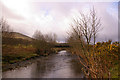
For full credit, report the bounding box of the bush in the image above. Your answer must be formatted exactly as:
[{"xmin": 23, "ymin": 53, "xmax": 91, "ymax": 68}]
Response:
[{"xmin": 68, "ymin": 40, "xmax": 119, "ymax": 78}]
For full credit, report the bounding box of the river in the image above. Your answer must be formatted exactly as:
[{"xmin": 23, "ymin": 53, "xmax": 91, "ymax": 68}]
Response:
[{"xmin": 2, "ymin": 50, "xmax": 84, "ymax": 78}]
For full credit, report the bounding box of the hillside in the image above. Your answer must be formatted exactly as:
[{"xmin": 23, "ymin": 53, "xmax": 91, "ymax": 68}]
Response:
[{"xmin": 11, "ymin": 32, "xmax": 34, "ymax": 41}]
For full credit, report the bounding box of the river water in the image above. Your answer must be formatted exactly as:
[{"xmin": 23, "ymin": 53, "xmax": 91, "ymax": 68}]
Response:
[{"xmin": 2, "ymin": 50, "xmax": 84, "ymax": 78}]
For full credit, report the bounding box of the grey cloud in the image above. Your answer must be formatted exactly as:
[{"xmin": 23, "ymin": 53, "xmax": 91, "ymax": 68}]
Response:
[
  {"xmin": 0, "ymin": 1, "xmax": 118, "ymax": 42},
  {"xmin": 92, "ymin": 3, "xmax": 118, "ymax": 42},
  {"xmin": 28, "ymin": 2, "xmax": 119, "ymax": 42}
]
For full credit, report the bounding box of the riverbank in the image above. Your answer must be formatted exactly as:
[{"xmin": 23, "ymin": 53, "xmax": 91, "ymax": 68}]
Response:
[
  {"xmin": 2, "ymin": 53, "xmax": 56, "ymax": 72},
  {"xmin": 2, "ymin": 44, "xmax": 59, "ymax": 72}
]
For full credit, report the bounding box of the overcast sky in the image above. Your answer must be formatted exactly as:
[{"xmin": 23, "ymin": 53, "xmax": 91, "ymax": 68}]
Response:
[{"xmin": 0, "ymin": 0, "xmax": 119, "ymax": 42}]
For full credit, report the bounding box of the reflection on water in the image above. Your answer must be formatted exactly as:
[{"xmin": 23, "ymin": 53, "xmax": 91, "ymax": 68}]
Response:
[{"xmin": 2, "ymin": 50, "xmax": 84, "ymax": 78}]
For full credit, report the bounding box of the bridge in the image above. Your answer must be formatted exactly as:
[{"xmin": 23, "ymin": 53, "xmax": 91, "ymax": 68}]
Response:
[
  {"xmin": 54, "ymin": 43, "xmax": 70, "ymax": 48},
  {"xmin": 53, "ymin": 43, "xmax": 71, "ymax": 51}
]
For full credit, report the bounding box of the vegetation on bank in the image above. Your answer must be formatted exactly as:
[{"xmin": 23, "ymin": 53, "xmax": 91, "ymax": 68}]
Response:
[
  {"xmin": 67, "ymin": 7, "xmax": 119, "ymax": 78},
  {"xmin": 68, "ymin": 40, "xmax": 119, "ymax": 78},
  {"xmin": 2, "ymin": 37, "xmax": 59, "ymax": 71},
  {"xmin": 2, "ymin": 45, "xmax": 36, "ymax": 66}
]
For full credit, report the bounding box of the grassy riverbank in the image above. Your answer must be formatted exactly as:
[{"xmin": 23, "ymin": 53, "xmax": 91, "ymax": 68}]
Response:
[
  {"xmin": 2, "ymin": 44, "xmax": 60, "ymax": 71},
  {"xmin": 2, "ymin": 45, "xmax": 35, "ymax": 71}
]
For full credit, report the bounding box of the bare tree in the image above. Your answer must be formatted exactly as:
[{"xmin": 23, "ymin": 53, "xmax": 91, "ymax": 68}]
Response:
[
  {"xmin": 67, "ymin": 7, "xmax": 107, "ymax": 78},
  {"xmin": 33, "ymin": 30, "xmax": 57, "ymax": 55},
  {"xmin": 70, "ymin": 7, "xmax": 101, "ymax": 45},
  {"xmin": 90, "ymin": 7, "xmax": 101, "ymax": 45},
  {"xmin": 33, "ymin": 30, "xmax": 46, "ymax": 51},
  {"xmin": 0, "ymin": 18, "xmax": 14, "ymax": 38},
  {"xmin": 33, "ymin": 30, "xmax": 45, "ymax": 41},
  {"xmin": 45, "ymin": 33, "xmax": 57, "ymax": 43}
]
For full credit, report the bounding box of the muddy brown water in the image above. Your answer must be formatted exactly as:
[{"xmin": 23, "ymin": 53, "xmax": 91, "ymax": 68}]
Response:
[{"xmin": 2, "ymin": 50, "xmax": 85, "ymax": 78}]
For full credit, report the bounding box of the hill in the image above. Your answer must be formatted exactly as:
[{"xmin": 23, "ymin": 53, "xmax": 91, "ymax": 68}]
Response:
[{"xmin": 11, "ymin": 32, "xmax": 33, "ymax": 41}]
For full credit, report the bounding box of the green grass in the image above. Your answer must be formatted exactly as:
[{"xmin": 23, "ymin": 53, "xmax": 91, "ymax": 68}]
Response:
[
  {"xmin": 110, "ymin": 64, "xmax": 118, "ymax": 78},
  {"xmin": 2, "ymin": 45, "xmax": 38, "ymax": 67},
  {"xmin": 3, "ymin": 52, "xmax": 38, "ymax": 64}
]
